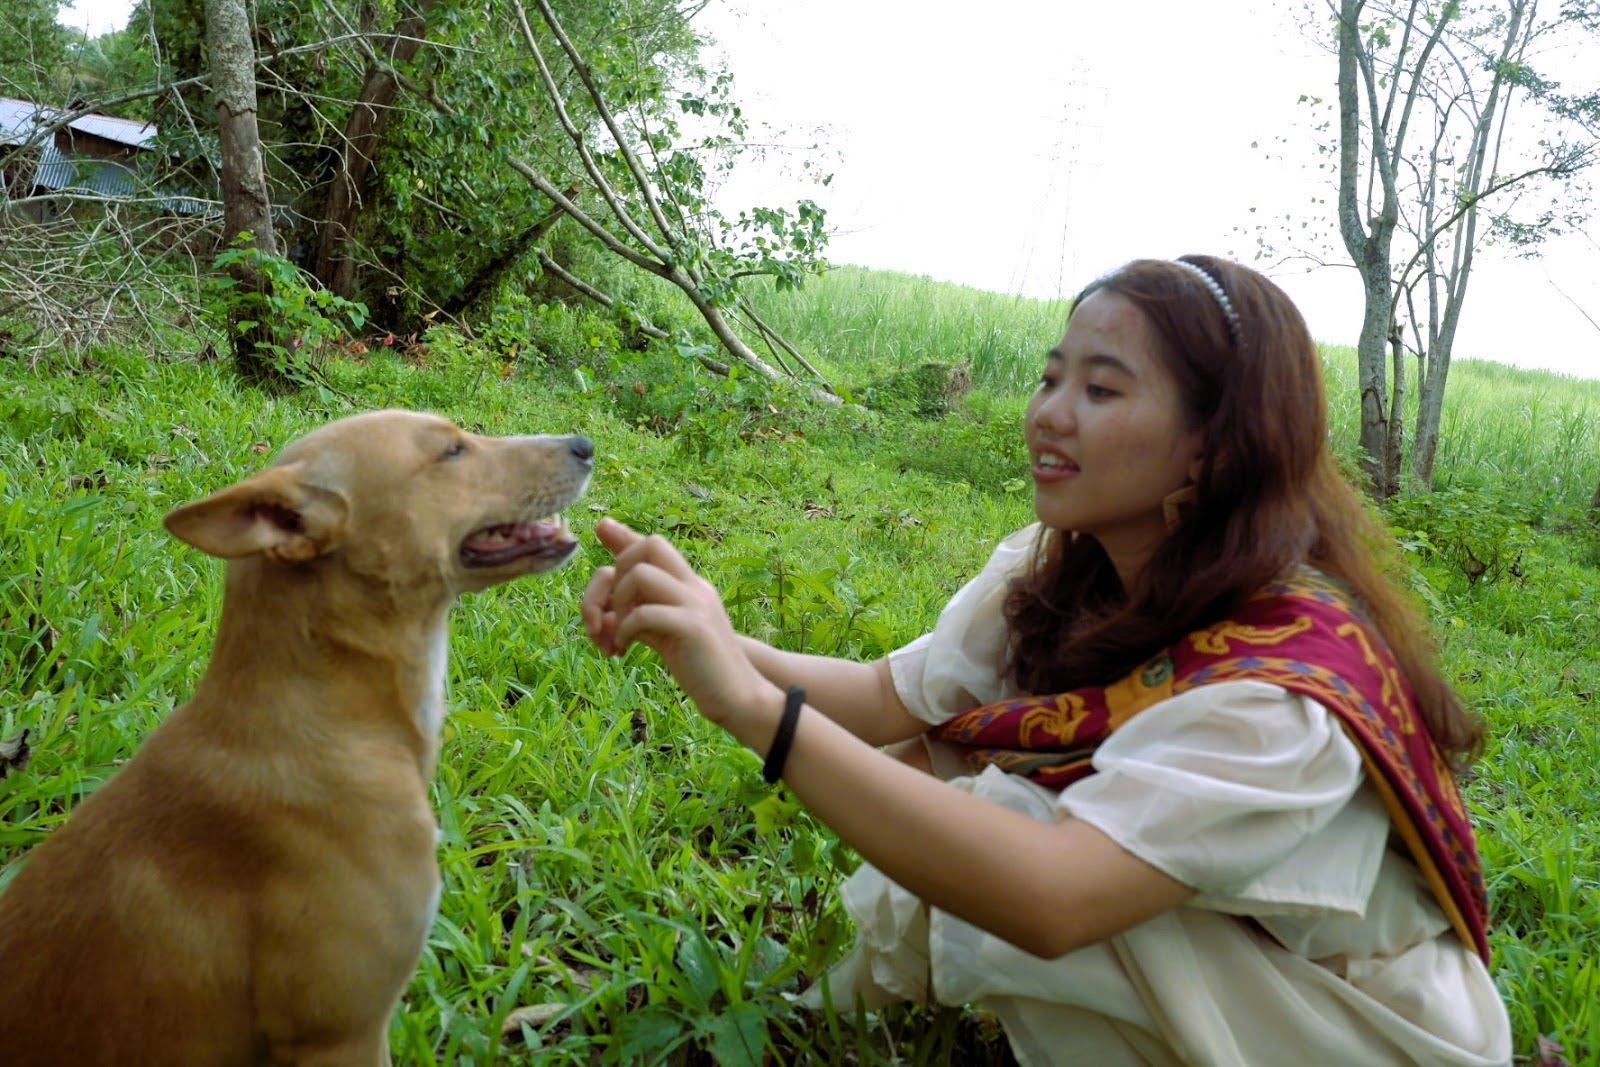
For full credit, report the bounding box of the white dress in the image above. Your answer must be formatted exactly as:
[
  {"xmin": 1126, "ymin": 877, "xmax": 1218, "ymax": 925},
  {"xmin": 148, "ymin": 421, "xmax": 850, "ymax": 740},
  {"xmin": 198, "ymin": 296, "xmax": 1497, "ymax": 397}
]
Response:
[{"xmin": 800, "ymin": 525, "xmax": 1513, "ymax": 1066}]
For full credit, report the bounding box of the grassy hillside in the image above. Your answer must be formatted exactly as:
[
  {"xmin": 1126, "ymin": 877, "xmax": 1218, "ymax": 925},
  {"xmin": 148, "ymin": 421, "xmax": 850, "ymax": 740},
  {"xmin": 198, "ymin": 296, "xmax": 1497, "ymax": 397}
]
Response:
[{"xmin": 2, "ymin": 267, "xmax": 1597, "ymax": 1063}]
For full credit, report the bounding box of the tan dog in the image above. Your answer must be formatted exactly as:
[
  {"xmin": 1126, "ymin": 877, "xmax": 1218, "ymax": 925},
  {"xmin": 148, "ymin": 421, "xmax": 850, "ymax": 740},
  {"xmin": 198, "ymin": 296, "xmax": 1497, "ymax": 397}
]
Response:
[{"xmin": 0, "ymin": 410, "xmax": 592, "ymax": 1066}]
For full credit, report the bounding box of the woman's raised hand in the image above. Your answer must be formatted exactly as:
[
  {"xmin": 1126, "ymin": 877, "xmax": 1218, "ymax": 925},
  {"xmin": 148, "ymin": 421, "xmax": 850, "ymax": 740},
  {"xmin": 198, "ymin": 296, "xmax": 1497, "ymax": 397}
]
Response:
[{"xmin": 582, "ymin": 517, "xmax": 772, "ymax": 727}]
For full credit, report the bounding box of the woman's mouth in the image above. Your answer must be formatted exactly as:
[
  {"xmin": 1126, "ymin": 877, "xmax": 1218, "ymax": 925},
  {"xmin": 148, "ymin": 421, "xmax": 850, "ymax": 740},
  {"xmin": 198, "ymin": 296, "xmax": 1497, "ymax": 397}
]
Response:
[{"xmin": 1033, "ymin": 452, "xmax": 1078, "ymax": 483}]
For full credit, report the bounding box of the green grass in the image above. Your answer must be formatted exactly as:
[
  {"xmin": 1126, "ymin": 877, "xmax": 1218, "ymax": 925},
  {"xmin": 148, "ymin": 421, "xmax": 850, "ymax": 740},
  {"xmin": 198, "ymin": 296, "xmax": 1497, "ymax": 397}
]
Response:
[
  {"xmin": 2, "ymin": 274, "xmax": 1598, "ymax": 1063},
  {"xmin": 741, "ymin": 265, "xmax": 1072, "ymax": 396}
]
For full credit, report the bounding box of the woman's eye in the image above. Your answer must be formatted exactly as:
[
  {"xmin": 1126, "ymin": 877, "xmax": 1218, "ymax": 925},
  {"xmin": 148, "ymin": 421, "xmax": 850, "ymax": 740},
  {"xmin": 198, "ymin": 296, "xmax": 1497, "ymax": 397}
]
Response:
[{"xmin": 1085, "ymin": 384, "xmax": 1117, "ymax": 400}]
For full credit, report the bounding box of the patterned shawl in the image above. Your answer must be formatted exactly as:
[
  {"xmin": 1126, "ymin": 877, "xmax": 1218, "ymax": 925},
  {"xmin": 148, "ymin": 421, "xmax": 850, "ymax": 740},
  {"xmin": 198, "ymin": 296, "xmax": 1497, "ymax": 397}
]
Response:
[{"xmin": 926, "ymin": 570, "xmax": 1490, "ymax": 962}]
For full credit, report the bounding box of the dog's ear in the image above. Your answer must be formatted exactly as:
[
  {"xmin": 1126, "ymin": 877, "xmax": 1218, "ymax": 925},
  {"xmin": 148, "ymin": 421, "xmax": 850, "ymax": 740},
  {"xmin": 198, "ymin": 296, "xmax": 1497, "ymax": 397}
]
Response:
[{"xmin": 163, "ymin": 464, "xmax": 349, "ymax": 563}]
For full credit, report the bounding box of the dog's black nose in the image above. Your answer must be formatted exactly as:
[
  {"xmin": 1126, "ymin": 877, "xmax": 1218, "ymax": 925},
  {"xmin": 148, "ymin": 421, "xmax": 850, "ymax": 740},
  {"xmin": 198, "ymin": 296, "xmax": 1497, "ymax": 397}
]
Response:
[{"xmin": 568, "ymin": 436, "xmax": 594, "ymax": 464}]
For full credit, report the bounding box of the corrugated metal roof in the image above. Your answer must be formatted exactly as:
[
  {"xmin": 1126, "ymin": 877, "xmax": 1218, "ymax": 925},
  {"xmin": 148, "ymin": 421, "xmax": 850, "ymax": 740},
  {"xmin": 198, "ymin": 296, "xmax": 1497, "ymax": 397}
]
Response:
[
  {"xmin": 0, "ymin": 97, "xmax": 51, "ymax": 146},
  {"xmin": 2, "ymin": 96, "xmax": 217, "ymax": 212},
  {"xmin": 0, "ymin": 97, "xmax": 157, "ymax": 149},
  {"xmin": 32, "ymin": 141, "xmax": 140, "ymax": 197},
  {"xmin": 67, "ymin": 111, "xmax": 157, "ymax": 148}
]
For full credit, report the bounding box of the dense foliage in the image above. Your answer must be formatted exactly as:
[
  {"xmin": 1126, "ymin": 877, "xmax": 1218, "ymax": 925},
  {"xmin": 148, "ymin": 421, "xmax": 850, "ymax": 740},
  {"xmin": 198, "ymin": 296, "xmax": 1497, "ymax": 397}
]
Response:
[
  {"xmin": 0, "ymin": 0, "xmax": 74, "ymax": 102},
  {"xmin": 125, "ymin": 0, "xmax": 824, "ymax": 343}
]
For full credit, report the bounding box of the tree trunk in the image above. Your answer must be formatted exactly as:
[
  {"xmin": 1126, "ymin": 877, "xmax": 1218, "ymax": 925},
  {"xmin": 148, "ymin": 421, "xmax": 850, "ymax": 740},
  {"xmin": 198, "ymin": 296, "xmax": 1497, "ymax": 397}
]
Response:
[
  {"xmin": 1383, "ymin": 319, "xmax": 1405, "ymax": 493},
  {"xmin": 437, "ymin": 181, "xmax": 578, "ymax": 320},
  {"xmin": 1412, "ymin": 336, "xmax": 1452, "ymax": 488},
  {"xmin": 204, "ymin": 0, "xmax": 286, "ymax": 386},
  {"xmin": 313, "ymin": 0, "xmax": 434, "ymax": 300},
  {"xmin": 1354, "ymin": 269, "xmax": 1398, "ymax": 497},
  {"xmin": 1335, "ymin": 0, "xmax": 1400, "ymax": 498}
]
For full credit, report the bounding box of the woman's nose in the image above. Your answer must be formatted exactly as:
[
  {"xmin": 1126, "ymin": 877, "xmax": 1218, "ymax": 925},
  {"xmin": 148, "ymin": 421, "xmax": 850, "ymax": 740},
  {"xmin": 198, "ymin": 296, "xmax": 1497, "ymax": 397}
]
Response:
[{"xmin": 1030, "ymin": 390, "xmax": 1075, "ymax": 434}]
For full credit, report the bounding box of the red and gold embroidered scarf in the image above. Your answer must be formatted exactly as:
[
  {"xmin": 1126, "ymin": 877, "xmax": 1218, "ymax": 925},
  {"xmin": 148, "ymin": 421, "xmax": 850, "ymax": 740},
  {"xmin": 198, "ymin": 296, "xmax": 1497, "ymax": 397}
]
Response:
[{"xmin": 926, "ymin": 570, "xmax": 1491, "ymax": 962}]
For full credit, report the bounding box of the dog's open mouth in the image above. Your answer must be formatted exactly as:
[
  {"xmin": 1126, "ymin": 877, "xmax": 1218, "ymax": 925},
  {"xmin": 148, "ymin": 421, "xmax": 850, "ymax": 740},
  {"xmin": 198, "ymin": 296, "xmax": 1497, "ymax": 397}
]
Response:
[{"xmin": 459, "ymin": 517, "xmax": 576, "ymax": 568}]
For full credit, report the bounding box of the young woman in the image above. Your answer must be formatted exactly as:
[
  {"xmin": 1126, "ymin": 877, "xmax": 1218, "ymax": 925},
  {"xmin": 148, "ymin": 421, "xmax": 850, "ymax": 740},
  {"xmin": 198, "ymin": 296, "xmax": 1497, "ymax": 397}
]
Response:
[{"xmin": 581, "ymin": 255, "xmax": 1512, "ymax": 1066}]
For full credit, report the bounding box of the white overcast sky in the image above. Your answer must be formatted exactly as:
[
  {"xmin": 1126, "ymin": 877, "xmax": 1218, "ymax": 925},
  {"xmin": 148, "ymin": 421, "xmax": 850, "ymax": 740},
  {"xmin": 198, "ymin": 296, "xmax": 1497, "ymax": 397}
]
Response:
[{"xmin": 59, "ymin": 0, "xmax": 1600, "ymax": 380}]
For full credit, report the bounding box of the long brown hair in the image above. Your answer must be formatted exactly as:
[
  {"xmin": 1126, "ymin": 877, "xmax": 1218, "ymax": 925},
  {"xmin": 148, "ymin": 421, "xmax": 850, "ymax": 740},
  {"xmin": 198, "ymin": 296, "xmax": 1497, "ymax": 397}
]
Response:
[{"xmin": 1003, "ymin": 255, "xmax": 1484, "ymax": 768}]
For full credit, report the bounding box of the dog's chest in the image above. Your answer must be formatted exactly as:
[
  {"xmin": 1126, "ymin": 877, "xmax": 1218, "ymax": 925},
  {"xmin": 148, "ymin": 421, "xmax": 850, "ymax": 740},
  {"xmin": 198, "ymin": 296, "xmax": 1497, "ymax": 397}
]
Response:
[{"xmin": 416, "ymin": 625, "xmax": 448, "ymax": 743}]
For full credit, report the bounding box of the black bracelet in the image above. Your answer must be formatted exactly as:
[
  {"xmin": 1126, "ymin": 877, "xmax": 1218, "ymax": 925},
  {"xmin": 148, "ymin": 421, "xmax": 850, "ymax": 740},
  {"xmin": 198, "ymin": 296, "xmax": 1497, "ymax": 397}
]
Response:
[{"xmin": 762, "ymin": 685, "xmax": 805, "ymax": 785}]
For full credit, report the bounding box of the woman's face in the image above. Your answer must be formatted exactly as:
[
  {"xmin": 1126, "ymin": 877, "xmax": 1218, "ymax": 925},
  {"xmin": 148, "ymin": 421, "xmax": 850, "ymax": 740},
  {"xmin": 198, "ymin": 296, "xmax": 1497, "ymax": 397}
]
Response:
[{"xmin": 1025, "ymin": 289, "xmax": 1205, "ymax": 585}]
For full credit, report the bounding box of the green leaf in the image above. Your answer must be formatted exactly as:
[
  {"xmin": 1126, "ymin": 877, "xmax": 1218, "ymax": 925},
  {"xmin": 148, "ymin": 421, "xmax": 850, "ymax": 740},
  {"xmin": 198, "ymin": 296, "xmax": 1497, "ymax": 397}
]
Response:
[
  {"xmin": 702, "ymin": 1003, "xmax": 768, "ymax": 1066},
  {"xmin": 616, "ymin": 1006, "xmax": 687, "ymax": 1059},
  {"xmin": 745, "ymin": 934, "xmax": 789, "ymax": 984},
  {"xmin": 676, "ymin": 929, "xmax": 722, "ymax": 1009},
  {"xmin": 750, "ymin": 790, "xmax": 800, "ymax": 835}
]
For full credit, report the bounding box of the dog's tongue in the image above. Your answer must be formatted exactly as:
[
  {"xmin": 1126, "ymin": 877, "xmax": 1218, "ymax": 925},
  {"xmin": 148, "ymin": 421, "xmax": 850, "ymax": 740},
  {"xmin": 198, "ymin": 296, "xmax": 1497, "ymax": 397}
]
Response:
[{"xmin": 464, "ymin": 522, "xmax": 559, "ymax": 553}]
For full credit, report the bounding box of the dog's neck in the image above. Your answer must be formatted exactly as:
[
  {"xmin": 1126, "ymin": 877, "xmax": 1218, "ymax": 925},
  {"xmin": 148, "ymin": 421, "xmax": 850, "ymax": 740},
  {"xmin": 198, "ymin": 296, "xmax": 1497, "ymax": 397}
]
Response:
[{"xmin": 191, "ymin": 556, "xmax": 456, "ymax": 779}]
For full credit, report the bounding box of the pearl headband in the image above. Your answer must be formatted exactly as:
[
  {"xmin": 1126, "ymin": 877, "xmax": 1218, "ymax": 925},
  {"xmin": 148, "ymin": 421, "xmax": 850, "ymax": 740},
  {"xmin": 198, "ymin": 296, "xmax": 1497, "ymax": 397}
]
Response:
[{"xmin": 1171, "ymin": 259, "xmax": 1242, "ymax": 348}]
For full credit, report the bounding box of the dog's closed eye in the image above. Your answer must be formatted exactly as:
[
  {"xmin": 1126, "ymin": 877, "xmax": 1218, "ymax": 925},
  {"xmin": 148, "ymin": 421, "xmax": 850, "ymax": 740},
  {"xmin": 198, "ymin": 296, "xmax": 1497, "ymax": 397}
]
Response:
[{"xmin": 439, "ymin": 441, "xmax": 469, "ymax": 461}]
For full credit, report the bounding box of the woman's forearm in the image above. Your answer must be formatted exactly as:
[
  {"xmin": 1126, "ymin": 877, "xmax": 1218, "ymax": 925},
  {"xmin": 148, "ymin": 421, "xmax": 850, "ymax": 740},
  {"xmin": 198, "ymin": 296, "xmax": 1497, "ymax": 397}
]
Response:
[
  {"xmin": 727, "ymin": 684, "xmax": 1194, "ymax": 958},
  {"xmin": 736, "ymin": 636, "xmax": 925, "ymax": 746}
]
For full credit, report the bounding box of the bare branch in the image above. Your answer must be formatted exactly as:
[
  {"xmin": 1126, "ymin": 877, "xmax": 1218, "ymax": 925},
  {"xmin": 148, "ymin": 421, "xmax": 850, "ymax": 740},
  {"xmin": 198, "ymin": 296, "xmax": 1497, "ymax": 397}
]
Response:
[
  {"xmin": 505, "ymin": 158, "xmax": 667, "ymax": 276},
  {"xmin": 0, "ymin": 200, "xmax": 214, "ymax": 366},
  {"xmin": 1545, "ymin": 272, "xmax": 1600, "ymax": 336},
  {"xmin": 526, "ymin": 0, "xmax": 681, "ymax": 252},
  {"xmin": 507, "ymin": 0, "xmax": 670, "ymax": 262},
  {"xmin": 536, "ymin": 250, "xmax": 668, "ymax": 340},
  {"xmin": 734, "ymin": 294, "xmax": 831, "ymax": 385}
]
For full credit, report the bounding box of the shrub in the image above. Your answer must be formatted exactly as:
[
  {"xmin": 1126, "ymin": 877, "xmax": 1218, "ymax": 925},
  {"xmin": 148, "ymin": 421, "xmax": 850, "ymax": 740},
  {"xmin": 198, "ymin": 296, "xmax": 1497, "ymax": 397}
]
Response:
[
  {"xmin": 1384, "ymin": 486, "xmax": 1537, "ymax": 585},
  {"xmin": 849, "ymin": 360, "xmax": 973, "ymax": 419},
  {"xmin": 203, "ymin": 239, "xmax": 368, "ymax": 388}
]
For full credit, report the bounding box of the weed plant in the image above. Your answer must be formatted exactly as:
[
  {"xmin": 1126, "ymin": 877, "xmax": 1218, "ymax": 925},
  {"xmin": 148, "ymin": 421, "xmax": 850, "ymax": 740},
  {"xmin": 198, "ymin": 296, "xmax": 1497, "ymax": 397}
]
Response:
[{"xmin": 2, "ymin": 272, "xmax": 1597, "ymax": 1063}]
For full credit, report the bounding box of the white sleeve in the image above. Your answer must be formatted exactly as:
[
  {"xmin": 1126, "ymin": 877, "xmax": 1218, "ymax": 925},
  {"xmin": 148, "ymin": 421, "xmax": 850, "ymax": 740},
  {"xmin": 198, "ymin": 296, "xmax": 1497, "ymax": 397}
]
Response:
[
  {"xmin": 1057, "ymin": 681, "xmax": 1392, "ymax": 916},
  {"xmin": 886, "ymin": 524, "xmax": 1041, "ymax": 725}
]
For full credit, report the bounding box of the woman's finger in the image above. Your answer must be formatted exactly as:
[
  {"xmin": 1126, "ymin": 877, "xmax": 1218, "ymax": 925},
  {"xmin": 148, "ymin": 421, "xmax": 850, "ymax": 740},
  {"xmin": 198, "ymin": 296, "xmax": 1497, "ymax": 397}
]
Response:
[
  {"xmin": 610, "ymin": 560, "xmax": 698, "ymax": 618},
  {"xmin": 581, "ymin": 565, "xmax": 617, "ymax": 635},
  {"xmin": 610, "ymin": 530, "xmax": 699, "ymax": 585},
  {"xmin": 593, "ymin": 517, "xmax": 645, "ymax": 556},
  {"xmin": 612, "ymin": 601, "xmax": 706, "ymax": 659},
  {"xmin": 584, "ymin": 614, "xmax": 624, "ymax": 657}
]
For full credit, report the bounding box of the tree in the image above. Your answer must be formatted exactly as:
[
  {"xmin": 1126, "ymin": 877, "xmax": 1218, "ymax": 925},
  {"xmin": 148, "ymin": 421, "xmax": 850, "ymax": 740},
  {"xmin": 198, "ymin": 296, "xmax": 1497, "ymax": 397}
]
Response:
[
  {"xmin": 1329, "ymin": 0, "xmax": 1599, "ymax": 497},
  {"xmin": 311, "ymin": 0, "xmax": 436, "ymax": 300},
  {"xmin": 7, "ymin": 0, "xmax": 825, "ymax": 388},
  {"xmin": 487, "ymin": 0, "xmax": 830, "ymax": 385},
  {"xmin": 205, "ymin": 0, "xmax": 291, "ymax": 385},
  {"xmin": 137, "ymin": 0, "xmax": 825, "ymax": 383},
  {"xmin": 0, "ymin": 0, "xmax": 72, "ymax": 102},
  {"xmin": 61, "ymin": 24, "xmax": 158, "ymax": 121}
]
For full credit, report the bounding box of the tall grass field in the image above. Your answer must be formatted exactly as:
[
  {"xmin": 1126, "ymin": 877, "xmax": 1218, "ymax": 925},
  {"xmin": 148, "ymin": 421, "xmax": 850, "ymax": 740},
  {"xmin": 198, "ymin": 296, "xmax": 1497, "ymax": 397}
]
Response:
[{"xmin": 2, "ymin": 264, "xmax": 1598, "ymax": 1063}]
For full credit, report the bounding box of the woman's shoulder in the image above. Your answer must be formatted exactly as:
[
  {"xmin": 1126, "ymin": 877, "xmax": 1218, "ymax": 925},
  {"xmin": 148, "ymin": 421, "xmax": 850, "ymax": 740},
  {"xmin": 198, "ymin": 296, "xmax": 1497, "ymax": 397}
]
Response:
[
  {"xmin": 1232, "ymin": 565, "xmax": 1384, "ymax": 638},
  {"xmin": 998, "ymin": 522, "xmax": 1044, "ymax": 551},
  {"xmin": 982, "ymin": 522, "xmax": 1046, "ymax": 578},
  {"xmin": 972, "ymin": 522, "xmax": 1042, "ymax": 565}
]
